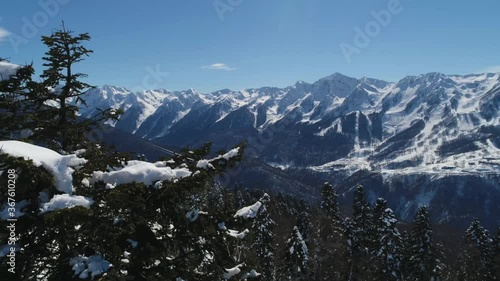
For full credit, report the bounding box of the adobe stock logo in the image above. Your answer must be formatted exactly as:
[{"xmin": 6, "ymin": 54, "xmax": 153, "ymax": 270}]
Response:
[
  {"xmin": 340, "ymin": 0, "xmax": 408, "ymax": 63},
  {"xmin": 213, "ymin": 0, "xmax": 244, "ymax": 21},
  {"xmin": 9, "ymin": 0, "xmax": 71, "ymax": 53}
]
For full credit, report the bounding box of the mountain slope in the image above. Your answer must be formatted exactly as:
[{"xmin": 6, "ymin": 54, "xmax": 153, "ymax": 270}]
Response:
[{"xmin": 80, "ymin": 72, "xmax": 500, "ymax": 226}]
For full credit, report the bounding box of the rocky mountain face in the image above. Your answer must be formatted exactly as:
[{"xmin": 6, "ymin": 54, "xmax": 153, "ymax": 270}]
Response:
[{"xmin": 77, "ymin": 72, "xmax": 500, "ymax": 227}]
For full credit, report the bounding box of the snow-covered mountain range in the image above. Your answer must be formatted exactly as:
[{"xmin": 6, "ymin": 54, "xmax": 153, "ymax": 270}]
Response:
[
  {"xmin": 73, "ymin": 72, "xmax": 500, "ymax": 226},
  {"xmin": 80, "ymin": 72, "xmax": 500, "ymax": 173}
]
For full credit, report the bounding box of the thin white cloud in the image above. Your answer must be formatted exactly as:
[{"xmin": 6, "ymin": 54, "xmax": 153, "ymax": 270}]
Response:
[
  {"xmin": 479, "ymin": 65, "xmax": 500, "ymax": 74},
  {"xmin": 0, "ymin": 27, "xmax": 10, "ymax": 42},
  {"xmin": 201, "ymin": 63, "xmax": 237, "ymax": 71}
]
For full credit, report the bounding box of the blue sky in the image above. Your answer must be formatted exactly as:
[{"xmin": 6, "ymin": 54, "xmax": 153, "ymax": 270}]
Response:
[{"xmin": 1, "ymin": 0, "xmax": 499, "ymax": 92}]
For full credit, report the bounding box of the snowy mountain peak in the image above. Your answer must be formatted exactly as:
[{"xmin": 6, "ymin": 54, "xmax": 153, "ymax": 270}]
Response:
[{"xmin": 317, "ymin": 72, "xmax": 355, "ymax": 81}]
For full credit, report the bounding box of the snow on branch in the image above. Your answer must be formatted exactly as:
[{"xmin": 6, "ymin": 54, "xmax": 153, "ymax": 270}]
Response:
[
  {"xmin": 196, "ymin": 147, "xmax": 240, "ymax": 170},
  {"xmin": 234, "ymin": 201, "xmax": 262, "ymax": 219},
  {"xmin": 0, "ymin": 141, "xmax": 87, "ymax": 194},
  {"xmin": 91, "ymin": 160, "xmax": 192, "ymax": 186},
  {"xmin": 40, "ymin": 194, "xmax": 94, "ymax": 214},
  {"xmin": 70, "ymin": 255, "xmax": 112, "ymax": 279}
]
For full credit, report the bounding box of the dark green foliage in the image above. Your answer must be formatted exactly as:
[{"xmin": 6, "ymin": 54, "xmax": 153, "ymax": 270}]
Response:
[
  {"xmin": 0, "ymin": 142, "xmax": 248, "ymax": 280},
  {"xmin": 0, "ymin": 60, "xmax": 38, "ymax": 140},
  {"xmin": 320, "ymin": 182, "xmax": 342, "ymax": 232},
  {"xmin": 493, "ymin": 227, "xmax": 500, "ymax": 280},
  {"xmin": 406, "ymin": 206, "xmax": 444, "ymax": 281},
  {"xmin": 342, "ymin": 217, "xmax": 356, "ymax": 281},
  {"xmin": 456, "ymin": 218, "xmax": 494, "ymax": 281},
  {"xmin": 352, "ymin": 185, "xmax": 373, "ymax": 254},
  {"xmin": 278, "ymin": 226, "xmax": 310, "ymax": 281},
  {"xmin": 296, "ymin": 210, "xmax": 312, "ymax": 242},
  {"xmin": 374, "ymin": 208, "xmax": 402, "ymax": 281},
  {"xmin": 36, "ymin": 24, "xmax": 121, "ymax": 152},
  {"xmin": 314, "ymin": 182, "xmax": 344, "ymax": 280},
  {"xmin": 351, "ymin": 185, "xmax": 374, "ymax": 279},
  {"xmin": 251, "ymin": 193, "xmax": 275, "ymax": 280},
  {"xmin": 372, "ymin": 197, "xmax": 388, "ymax": 252}
]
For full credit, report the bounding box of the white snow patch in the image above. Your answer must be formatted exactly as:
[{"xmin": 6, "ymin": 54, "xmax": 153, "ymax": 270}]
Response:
[
  {"xmin": 70, "ymin": 255, "xmax": 112, "ymax": 279},
  {"xmin": 241, "ymin": 269, "xmax": 261, "ymax": 279},
  {"xmin": 0, "ymin": 141, "xmax": 87, "ymax": 194},
  {"xmin": 227, "ymin": 229, "xmax": 249, "ymax": 239},
  {"xmin": 91, "ymin": 160, "xmax": 191, "ymax": 186},
  {"xmin": 224, "ymin": 264, "xmax": 243, "ymax": 279},
  {"xmin": 40, "ymin": 194, "xmax": 94, "ymax": 213},
  {"xmin": 234, "ymin": 201, "xmax": 262, "ymax": 219}
]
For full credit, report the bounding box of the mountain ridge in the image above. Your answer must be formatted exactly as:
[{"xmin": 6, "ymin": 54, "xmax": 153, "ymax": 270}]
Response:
[{"xmin": 72, "ymin": 71, "xmax": 500, "ymax": 226}]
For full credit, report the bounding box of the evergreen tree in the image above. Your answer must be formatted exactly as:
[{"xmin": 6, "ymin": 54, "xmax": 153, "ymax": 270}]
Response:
[
  {"xmin": 456, "ymin": 218, "xmax": 494, "ymax": 281},
  {"xmin": 493, "ymin": 227, "xmax": 500, "ymax": 280},
  {"xmin": 297, "ymin": 209, "xmax": 312, "ymax": 242},
  {"xmin": 0, "ymin": 135, "xmax": 248, "ymax": 279},
  {"xmin": 406, "ymin": 206, "xmax": 443, "ymax": 281},
  {"xmin": 372, "ymin": 198, "xmax": 387, "ymax": 228},
  {"xmin": 0, "ymin": 60, "xmax": 37, "ymax": 139},
  {"xmin": 351, "ymin": 185, "xmax": 374, "ymax": 279},
  {"xmin": 33, "ymin": 22, "xmax": 120, "ymax": 152},
  {"xmin": 342, "ymin": 217, "xmax": 357, "ymax": 281},
  {"xmin": 278, "ymin": 226, "xmax": 310, "ymax": 281},
  {"xmin": 320, "ymin": 182, "xmax": 342, "ymax": 227},
  {"xmin": 315, "ymin": 182, "xmax": 343, "ymax": 280},
  {"xmin": 252, "ymin": 193, "xmax": 276, "ymax": 281},
  {"xmin": 352, "ymin": 185, "xmax": 373, "ymax": 254},
  {"xmin": 374, "ymin": 208, "xmax": 403, "ymax": 281},
  {"xmin": 372, "ymin": 198, "xmax": 388, "ymax": 249}
]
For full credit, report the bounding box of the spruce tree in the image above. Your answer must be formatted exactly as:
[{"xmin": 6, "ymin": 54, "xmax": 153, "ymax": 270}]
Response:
[
  {"xmin": 352, "ymin": 185, "xmax": 373, "ymax": 254},
  {"xmin": 0, "ymin": 60, "xmax": 37, "ymax": 139},
  {"xmin": 251, "ymin": 193, "xmax": 276, "ymax": 281},
  {"xmin": 456, "ymin": 218, "xmax": 494, "ymax": 281},
  {"xmin": 493, "ymin": 227, "xmax": 500, "ymax": 280},
  {"xmin": 342, "ymin": 217, "xmax": 357, "ymax": 281},
  {"xmin": 297, "ymin": 209, "xmax": 312, "ymax": 242},
  {"xmin": 320, "ymin": 182, "xmax": 342, "ymax": 227},
  {"xmin": 374, "ymin": 208, "xmax": 403, "ymax": 281},
  {"xmin": 278, "ymin": 226, "xmax": 310, "ymax": 281},
  {"xmin": 315, "ymin": 182, "xmax": 343, "ymax": 280},
  {"xmin": 406, "ymin": 206, "xmax": 443, "ymax": 281},
  {"xmin": 351, "ymin": 185, "xmax": 374, "ymax": 279},
  {"xmin": 33, "ymin": 22, "xmax": 120, "ymax": 152},
  {"xmin": 369, "ymin": 197, "xmax": 389, "ymax": 277},
  {"xmin": 372, "ymin": 198, "xmax": 388, "ymax": 250}
]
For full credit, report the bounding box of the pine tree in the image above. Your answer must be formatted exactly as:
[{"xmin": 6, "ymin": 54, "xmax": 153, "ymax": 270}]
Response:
[
  {"xmin": 456, "ymin": 218, "xmax": 494, "ymax": 281},
  {"xmin": 372, "ymin": 198, "xmax": 388, "ymax": 249},
  {"xmin": 406, "ymin": 206, "xmax": 443, "ymax": 281},
  {"xmin": 493, "ymin": 227, "xmax": 500, "ymax": 280},
  {"xmin": 369, "ymin": 197, "xmax": 389, "ymax": 277},
  {"xmin": 252, "ymin": 193, "xmax": 276, "ymax": 281},
  {"xmin": 351, "ymin": 185, "xmax": 374, "ymax": 279},
  {"xmin": 342, "ymin": 217, "xmax": 357, "ymax": 281},
  {"xmin": 33, "ymin": 22, "xmax": 120, "ymax": 152},
  {"xmin": 320, "ymin": 182, "xmax": 342, "ymax": 227},
  {"xmin": 297, "ymin": 209, "xmax": 312, "ymax": 242},
  {"xmin": 352, "ymin": 185, "xmax": 373, "ymax": 255},
  {"xmin": 0, "ymin": 60, "xmax": 37, "ymax": 139},
  {"xmin": 374, "ymin": 208, "xmax": 403, "ymax": 281},
  {"xmin": 315, "ymin": 182, "xmax": 344, "ymax": 280},
  {"xmin": 278, "ymin": 226, "xmax": 310, "ymax": 281}
]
